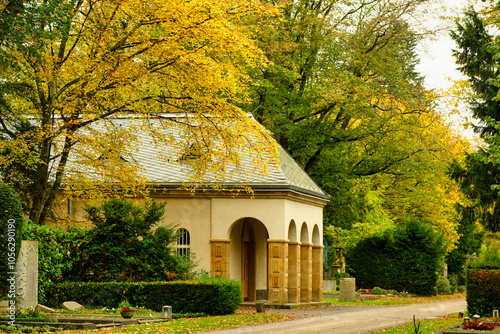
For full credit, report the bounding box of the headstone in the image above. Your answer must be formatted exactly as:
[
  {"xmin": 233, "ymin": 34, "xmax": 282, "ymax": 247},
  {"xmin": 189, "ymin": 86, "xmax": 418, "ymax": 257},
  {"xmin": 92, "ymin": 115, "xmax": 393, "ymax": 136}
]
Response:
[
  {"xmin": 162, "ymin": 305, "xmax": 172, "ymax": 318},
  {"xmin": 323, "ymin": 280, "xmax": 337, "ymax": 292},
  {"xmin": 255, "ymin": 302, "xmax": 265, "ymax": 313},
  {"xmin": 16, "ymin": 240, "xmax": 38, "ymax": 309},
  {"xmin": 36, "ymin": 304, "xmax": 56, "ymax": 313},
  {"xmin": 339, "ymin": 277, "xmax": 356, "ymax": 302},
  {"xmin": 62, "ymin": 301, "xmax": 84, "ymax": 311}
]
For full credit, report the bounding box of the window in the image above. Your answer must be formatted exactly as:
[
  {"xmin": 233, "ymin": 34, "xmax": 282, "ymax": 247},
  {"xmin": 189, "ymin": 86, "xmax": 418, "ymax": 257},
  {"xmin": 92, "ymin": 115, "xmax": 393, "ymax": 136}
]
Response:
[{"xmin": 177, "ymin": 228, "xmax": 190, "ymax": 256}]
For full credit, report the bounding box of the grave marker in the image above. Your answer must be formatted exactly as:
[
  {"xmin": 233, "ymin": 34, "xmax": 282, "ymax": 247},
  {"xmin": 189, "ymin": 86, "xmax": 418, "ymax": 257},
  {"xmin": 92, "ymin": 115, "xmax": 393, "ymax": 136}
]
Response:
[
  {"xmin": 16, "ymin": 240, "xmax": 38, "ymax": 309},
  {"xmin": 339, "ymin": 277, "xmax": 356, "ymax": 302}
]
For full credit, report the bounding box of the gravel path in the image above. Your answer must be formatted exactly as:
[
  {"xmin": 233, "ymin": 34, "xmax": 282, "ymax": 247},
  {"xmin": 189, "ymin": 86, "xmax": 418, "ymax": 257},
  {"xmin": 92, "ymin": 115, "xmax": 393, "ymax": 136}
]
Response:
[{"xmin": 205, "ymin": 298, "xmax": 466, "ymax": 334}]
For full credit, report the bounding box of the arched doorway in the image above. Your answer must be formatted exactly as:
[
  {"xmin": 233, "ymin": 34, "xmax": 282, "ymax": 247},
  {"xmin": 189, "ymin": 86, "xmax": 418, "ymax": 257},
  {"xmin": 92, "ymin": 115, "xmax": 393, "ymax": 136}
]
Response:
[{"xmin": 229, "ymin": 218, "xmax": 269, "ymax": 301}]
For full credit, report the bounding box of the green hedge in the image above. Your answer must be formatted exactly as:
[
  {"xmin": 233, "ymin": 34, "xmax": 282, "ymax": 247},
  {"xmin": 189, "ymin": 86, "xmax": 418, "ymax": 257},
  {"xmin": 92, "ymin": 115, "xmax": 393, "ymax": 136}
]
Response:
[
  {"xmin": 466, "ymin": 267, "xmax": 500, "ymax": 317},
  {"xmin": 349, "ymin": 219, "xmax": 446, "ymax": 295},
  {"xmin": 46, "ymin": 277, "xmax": 242, "ymax": 315}
]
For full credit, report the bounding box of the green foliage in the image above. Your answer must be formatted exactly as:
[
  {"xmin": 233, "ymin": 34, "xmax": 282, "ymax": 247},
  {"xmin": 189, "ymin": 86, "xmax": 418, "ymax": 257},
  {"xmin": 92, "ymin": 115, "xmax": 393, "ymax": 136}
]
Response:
[
  {"xmin": 371, "ymin": 287, "xmax": 388, "ymax": 295},
  {"xmin": 247, "ymin": 0, "xmax": 461, "ymax": 242},
  {"xmin": 0, "ymin": 182, "xmax": 24, "ymax": 297},
  {"xmin": 20, "ymin": 222, "xmax": 85, "ymax": 304},
  {"xmin": 46, "ymin": 278, "xmax": 242, "ymax": 315},
  {"xmin": 466, "ymin": 267, "xmax": 500, "ymax": 317},
  {"xmin": 413, "ymin": 315, "xmax": 422, "ymax": 334},
  {"xmin": 449, "ymin": 6, "xmax": 500, "ymax": 233},
  {"xmin": 349, "ymin": 219, "xmax": 446, "ymax": 296},
  {"xmin": 446, "ymin": 205, "xmax": 484, "ymax": 278},
  {"xmin": 69, "ymin": 198, "xmax": 194, "ymax": 282},
  {"xmin": 435, "ymin": 276, "xmax": 452, "ymax": 295}
]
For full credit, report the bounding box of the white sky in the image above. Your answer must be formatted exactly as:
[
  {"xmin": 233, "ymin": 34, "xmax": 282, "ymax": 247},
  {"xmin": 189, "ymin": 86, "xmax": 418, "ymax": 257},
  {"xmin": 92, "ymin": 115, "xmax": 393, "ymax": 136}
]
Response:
[
  {"xmin": 415, "ymin": 0, "xmax": 486, "ymax": 139},
  {"xmin": 416, "ymin": 0, "xmax": 478, "ymax": 91}
]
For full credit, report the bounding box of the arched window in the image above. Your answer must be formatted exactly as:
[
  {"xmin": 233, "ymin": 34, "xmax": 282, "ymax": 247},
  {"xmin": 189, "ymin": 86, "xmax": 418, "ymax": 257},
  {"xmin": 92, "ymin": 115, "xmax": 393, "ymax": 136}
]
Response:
[{"xmin": 177, "ymin": 228, "xmax": 190, "ymax": 256}]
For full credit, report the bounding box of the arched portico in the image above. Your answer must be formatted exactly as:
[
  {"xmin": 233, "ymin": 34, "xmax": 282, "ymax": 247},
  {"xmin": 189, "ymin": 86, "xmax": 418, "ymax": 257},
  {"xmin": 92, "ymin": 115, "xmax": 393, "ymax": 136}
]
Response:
[
  {"xmin": 228, "ymin": 218, "xmax": 269, "ymax": 301},
  {"xmin": 312, "ymin": 225, "xmax": 323, "ymax": 302},
  {"xmin": 288, "ymin": 220, "xmax": 300, "ymax": 303},
  {"xmin": 300, "ymin": 223, "xmax": 312, "ymax": 302}
]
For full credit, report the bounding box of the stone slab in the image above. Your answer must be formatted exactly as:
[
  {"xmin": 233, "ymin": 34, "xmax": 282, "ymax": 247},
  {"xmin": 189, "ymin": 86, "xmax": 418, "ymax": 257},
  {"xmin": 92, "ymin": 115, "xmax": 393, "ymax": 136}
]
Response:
[
  {"xmin": 323, "ymin": 280, "xmax": 336, "ymax": 291},
  {"xmin": 36, "ymin": 304, "xmax": 56, "ymax": 313},
  {"xmin": 62, "ymin": 301, "xmax": 84, "ymax": 311}
]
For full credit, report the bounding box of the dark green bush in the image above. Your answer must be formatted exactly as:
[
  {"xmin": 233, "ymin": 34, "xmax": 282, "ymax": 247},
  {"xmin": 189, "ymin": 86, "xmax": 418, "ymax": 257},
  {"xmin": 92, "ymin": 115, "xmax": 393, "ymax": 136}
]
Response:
[
  {"xmin": 0, "ymin": 182, "xmax": 24, "ymax": 297},
  {"xmin": 20, "ymin": 223, "xmax": 85, "ymax": 304},
  {"xmin": 69, "ymin": 198, "xmax": 194, "ymax": 282},
  {"xmin": 349, "ymin": 219, "xmax": 446, "ymax": 296},
  {"xmin": 466, "ymin": 267, "xmax": 500, "ymax": 317},
  {"xmin": 45, "ymin": 277, "xmax": 242, "ymax": 315}
]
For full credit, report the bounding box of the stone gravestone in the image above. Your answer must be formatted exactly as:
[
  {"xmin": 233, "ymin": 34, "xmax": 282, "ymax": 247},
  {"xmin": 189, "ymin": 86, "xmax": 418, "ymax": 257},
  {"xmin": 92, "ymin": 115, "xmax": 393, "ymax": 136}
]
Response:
[
  {"xmin": 323, "ymin": 280, "xmax": 337, "ymax": 292},
  {"xmin": 16, "ymin": 240, "xmax": 38, "ymax": 309},
  {"xmin": 339, "ymin": 277, "xmax": 356, "ymax": 302}
]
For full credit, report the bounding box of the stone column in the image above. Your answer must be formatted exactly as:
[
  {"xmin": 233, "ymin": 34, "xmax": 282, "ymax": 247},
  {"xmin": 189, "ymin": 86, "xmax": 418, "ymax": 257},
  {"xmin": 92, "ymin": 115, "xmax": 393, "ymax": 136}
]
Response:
[
  {"xmin": 268, "ymin": 239, "xmax": 288, "ymax": 304},
  {"xmin": 287, "ymin": 241, "xmax": 301, "ymax": 303},
  {"xmin": 312, "ymin": 244, "xmax": 324, "ymax": 302},
  {"xmin": 16, "ymin": 240, "xmax": 38, "ymax": 309},
  {"xmin": 210, "ymin": 239, "xmax": 230, "ymax": 278},
  {"xmin": 300, "ymin": 242, "xmax": 312, "ymax": 302}
]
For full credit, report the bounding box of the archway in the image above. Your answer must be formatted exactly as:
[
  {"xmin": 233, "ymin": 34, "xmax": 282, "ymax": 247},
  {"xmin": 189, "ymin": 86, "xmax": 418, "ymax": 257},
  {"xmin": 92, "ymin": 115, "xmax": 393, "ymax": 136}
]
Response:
[
  {"xmin": 312, "ymin": 225, "xmax": 321, "ymax": 245},
  {"xmin": 288, "ymin": 220, "xmax": 300, "ymax": 303},
  {"xmin": 288, "ymin": 220, "xmax": 298, "ymax": 242},
  {"xmin": 229, "ymin": 218, "xmax": 269, "ymax": 301}
]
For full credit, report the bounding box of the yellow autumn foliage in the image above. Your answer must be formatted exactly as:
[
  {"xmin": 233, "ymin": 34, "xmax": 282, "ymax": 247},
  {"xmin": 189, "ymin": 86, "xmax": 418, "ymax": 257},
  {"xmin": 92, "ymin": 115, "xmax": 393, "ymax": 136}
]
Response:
[{"xmin": 0, "ymin": 0, "xmax": 278, "ymax": 224}]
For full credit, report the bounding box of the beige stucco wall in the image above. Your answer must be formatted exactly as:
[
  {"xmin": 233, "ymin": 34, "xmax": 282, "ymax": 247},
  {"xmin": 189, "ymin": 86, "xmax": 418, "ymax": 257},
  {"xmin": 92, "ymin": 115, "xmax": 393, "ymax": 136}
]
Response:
[
  {"xmin": 155, "ymin": 198, "xmax": 212, "ymax": 270},
  {"xmin": 52, "ymin": 192, "xmax": 325, "ymax": 287},
  {"xmin": 211, "ymin": 198, "xmax": 286, "ymax": 239},
  {"xmin": 284, "ymin": 199, "xmax": 323, "ymax": 244}
]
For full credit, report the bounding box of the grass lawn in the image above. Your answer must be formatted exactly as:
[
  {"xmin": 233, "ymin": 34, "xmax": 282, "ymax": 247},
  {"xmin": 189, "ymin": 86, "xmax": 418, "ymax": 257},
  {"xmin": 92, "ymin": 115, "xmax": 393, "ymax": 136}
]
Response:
[
  {"xmin": 372, "ymin": 314, "xmax": 500, "ymax": 333},
  {"xmin": 58, "ymin": 313, "xmax": 289, "ymax": 334},
  {"xmin": 2, "ymin": 294, "xmax": 468, "ymax": 333}
]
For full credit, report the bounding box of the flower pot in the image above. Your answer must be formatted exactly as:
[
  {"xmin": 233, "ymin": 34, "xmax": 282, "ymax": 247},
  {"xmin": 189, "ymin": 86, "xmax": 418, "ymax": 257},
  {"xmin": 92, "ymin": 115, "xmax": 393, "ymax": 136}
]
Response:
[{"xmin": 120, "ymin": 310, "xmax": 135, "ymax": 319}]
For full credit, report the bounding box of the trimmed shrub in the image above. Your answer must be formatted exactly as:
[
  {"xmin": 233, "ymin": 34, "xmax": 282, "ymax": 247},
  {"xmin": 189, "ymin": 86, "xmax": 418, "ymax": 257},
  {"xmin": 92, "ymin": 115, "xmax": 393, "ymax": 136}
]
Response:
[
  {"xmin": 0, "ymin": 182, "xmax": 24, "ymax": 297},
  {"xmin": 466, "ymin": 267, "xmax": 500, "ymax": 317},
  {"xmin": 371, "ymin": 287, "xmax": 388, "ymax": 295},
  {"xmin": 349, "ymin": 219, "xmax": 446, "ymax": 295},
  {"xmin": 45, "ymin": 277, "xmax": 242, "ymax": 315}
]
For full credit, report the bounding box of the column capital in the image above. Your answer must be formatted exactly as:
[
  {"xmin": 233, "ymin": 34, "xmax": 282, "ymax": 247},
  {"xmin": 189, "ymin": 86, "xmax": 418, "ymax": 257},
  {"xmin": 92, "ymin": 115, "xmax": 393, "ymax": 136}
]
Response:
[
  {"xmin": 289, "ymin": 241, "xmax": 302, "ymax": 246},
  {"xmin": 267, "ymin": 239, "xmax": 289, "ymax": 244}
]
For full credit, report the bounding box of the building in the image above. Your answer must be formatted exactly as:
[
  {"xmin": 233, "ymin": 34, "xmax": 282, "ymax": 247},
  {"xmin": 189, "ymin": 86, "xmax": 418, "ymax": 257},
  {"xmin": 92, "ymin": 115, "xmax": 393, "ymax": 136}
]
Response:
[{"xmin": 61, "ymin": 114, "xmax": 329, "ymax": 304}]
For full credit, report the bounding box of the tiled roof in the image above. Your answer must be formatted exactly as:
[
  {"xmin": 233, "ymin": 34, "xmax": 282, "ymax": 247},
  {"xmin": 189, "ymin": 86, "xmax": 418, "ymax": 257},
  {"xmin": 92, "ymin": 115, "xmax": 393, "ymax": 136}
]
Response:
[{"xmin": 77, "ymin": 115, "xmax": 329, "ymax": 200}]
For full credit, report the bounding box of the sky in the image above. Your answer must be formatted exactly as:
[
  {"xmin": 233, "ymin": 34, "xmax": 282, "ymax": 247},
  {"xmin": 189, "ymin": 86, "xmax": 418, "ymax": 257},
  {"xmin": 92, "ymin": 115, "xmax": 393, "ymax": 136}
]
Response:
[
  {"xmin": 415, "ymin": 0, "xmax": 486, "ymax": 138},
  {"xmin": 416, "ymin": 0, "xmax": 475, "ymax": 91}
]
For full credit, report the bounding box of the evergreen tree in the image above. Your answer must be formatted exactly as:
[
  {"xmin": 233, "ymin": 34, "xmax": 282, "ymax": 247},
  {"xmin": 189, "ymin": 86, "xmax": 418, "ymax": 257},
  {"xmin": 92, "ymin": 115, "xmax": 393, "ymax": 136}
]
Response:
[
  {"xmin": 450, "ymin": 5, "xmax": 500, "ymax": 233},
  {"xmin": 446, "ymin": 205, "xmax": 483, "ymax": 280}
]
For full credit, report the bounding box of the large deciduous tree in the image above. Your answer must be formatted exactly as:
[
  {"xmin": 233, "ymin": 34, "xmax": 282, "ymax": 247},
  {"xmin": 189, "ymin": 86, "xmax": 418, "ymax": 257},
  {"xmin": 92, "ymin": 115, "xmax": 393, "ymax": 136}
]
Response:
[
  {"xmin": 247, "ymin": 0, "xmax": 464, "ymax": 244},
  {"xmin": 0, "ymin": 0, "xmax": 277, "ymax": 225}
]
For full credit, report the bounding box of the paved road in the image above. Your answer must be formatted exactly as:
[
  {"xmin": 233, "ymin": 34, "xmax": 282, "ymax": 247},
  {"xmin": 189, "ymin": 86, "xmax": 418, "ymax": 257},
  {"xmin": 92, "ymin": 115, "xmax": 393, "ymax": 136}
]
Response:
[{"xmin": 205, "ymin": 298, "xmax": 466, "ymax": 334}]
